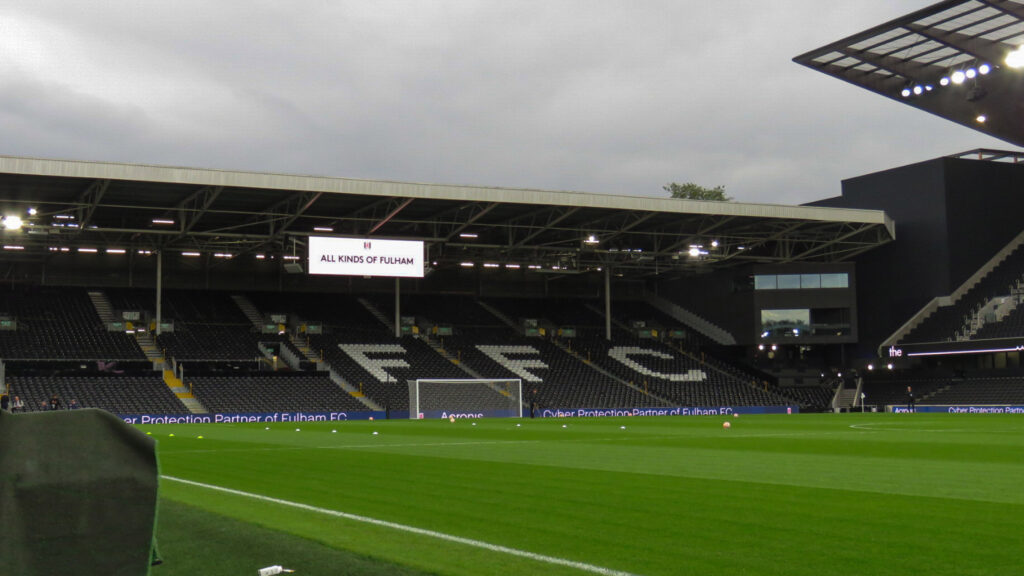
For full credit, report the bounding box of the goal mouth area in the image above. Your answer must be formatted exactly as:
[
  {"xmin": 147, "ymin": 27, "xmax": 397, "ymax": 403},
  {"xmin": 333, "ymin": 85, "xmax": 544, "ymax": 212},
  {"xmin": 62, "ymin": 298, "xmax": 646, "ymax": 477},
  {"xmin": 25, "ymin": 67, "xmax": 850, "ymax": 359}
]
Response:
[{"xmin": 409, "ymin": 378, "xmax": 523, "ymax": 419}]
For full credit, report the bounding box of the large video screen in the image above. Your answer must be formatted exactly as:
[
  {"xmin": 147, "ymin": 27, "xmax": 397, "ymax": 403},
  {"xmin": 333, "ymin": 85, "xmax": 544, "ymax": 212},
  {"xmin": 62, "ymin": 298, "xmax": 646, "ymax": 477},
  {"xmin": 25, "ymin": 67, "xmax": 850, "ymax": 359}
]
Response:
[{"xmin": 308, "ymin": 237, "xmax": 424, "ymax": 278}]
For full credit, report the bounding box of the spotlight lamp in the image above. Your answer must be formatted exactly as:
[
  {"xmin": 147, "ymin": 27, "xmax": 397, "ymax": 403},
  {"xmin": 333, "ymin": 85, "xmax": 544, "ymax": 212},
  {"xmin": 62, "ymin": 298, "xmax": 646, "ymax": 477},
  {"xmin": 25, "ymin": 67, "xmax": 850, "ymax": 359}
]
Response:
[
  {"xmin": 2, "ymin": 216, "xmax": 23, "ymax": 230},
  {"xmin": 939, "ymin": 77, "xmax": 950, "ymax": 86},
  {"xmin": 1006, "ymin": 45, "xmax": 1024, "ymax": 69},
  {"xmin": 951, "ymin": 70, "xmax": 967, "ymax": 84},
  {"xmin": 978, "ymin": 63, "xmax": 991, "ymax": 75}
]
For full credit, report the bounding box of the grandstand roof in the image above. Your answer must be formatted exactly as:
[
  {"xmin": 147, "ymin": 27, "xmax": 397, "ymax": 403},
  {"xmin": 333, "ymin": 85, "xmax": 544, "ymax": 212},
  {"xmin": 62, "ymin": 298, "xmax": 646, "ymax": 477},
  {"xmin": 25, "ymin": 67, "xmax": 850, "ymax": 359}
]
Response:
[
  {"xmin": 0, "ymin": 155, "xmax": 894, "ymax": 276},
  {"xmin": 794, "ymin": 0, "xmax": 1024, "ymax": 147}
]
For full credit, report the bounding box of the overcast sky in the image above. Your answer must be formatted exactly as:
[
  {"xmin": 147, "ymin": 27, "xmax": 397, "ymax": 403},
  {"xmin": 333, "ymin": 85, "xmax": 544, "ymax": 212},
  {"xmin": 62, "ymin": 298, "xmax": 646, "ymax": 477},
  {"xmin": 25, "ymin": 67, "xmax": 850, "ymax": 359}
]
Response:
[{"xmin": 0, "ymin": 1, "xmax": 1013, "ymax": 205}]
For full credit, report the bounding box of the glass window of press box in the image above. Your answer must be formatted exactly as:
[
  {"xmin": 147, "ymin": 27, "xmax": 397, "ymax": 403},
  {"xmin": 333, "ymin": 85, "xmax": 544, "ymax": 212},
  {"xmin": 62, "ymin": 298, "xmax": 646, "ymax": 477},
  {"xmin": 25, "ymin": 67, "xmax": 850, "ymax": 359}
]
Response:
[
  {"xmin": 754, "ymin": 272, "xmax": 848, "ymax": 290},
  {"xmin": 760, "ymin": 308, "xmax": 852, "ymax": 338}
]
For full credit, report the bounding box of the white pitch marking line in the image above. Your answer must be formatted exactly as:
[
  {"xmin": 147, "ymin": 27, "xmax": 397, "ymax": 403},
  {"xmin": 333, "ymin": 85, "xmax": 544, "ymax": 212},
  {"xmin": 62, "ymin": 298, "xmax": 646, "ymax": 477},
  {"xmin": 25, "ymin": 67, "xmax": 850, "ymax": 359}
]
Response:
[{"xmin": 162, "ymin": 475, "xmax": 639, "ymax": 576}]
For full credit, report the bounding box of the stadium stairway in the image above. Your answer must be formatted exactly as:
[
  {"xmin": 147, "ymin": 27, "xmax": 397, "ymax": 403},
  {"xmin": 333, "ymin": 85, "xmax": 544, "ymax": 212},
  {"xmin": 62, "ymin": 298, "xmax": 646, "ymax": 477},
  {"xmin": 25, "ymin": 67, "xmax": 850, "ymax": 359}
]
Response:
[
  {"xmin": 231, "ymin": 294, "xmax": 264, "ymax": 327},
  {"xmin": 357, "ymin": 297, "xmax": 394, "ymax": 332},
  {"xmin": 477, "ymin": 300, "xmax": 519, "ymax": 330},
  {"xmin": 161, "ymin": 366, "xmax": 209, "ymax": 414},
  {"xmin": 548, "ymin": 336, "xmax": 670, "ymax": 405},
  {"xmin": 87, "ymin": 291, "xmax": 117, "ymax": 324},
  {"xmin": 882, "ymin": 229, "xmax": 1024, "ymax": 351},
  {"xmin": 134, "ymin": 330, "xmax": 165, "ymax": 365},
  {"xmin": 424, "ymin": 335, "xmax": 486, "ymax": 378},
  {"xmin": 645, "ymin": 294, "xmax": 736, "ymax": 345},
  {"xmin": 290, "ymin": 333, "xmax": 382, "ymax": 410}
]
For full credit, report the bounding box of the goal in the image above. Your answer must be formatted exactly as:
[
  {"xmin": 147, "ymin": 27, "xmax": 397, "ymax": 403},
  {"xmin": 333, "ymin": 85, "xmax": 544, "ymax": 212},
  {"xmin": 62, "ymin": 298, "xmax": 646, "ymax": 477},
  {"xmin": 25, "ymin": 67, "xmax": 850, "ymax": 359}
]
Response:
[{"xmin": 409, "ymin": 378, "xmax": 523, "ymax": 419}]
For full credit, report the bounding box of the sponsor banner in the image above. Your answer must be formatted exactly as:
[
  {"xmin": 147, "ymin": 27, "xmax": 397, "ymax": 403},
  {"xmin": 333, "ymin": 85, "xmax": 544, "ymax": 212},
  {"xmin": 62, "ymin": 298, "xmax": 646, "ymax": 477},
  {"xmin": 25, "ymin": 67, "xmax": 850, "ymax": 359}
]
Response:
[
  {"xmin": 418, "ymin": 409, "xmax": 519, "ymax": 419},
  {"xmin": 538, "ymin": 406, "xmax": 798, "ymax": 418},
  {"xmin": 119, "ymin": 406, "xmax": 798, "ymax": 424},
  {"xmin": 308, "ymin": 236, "xmax": 424, "ymax": 278},
  {"xmin": 119, "ymin": 411, "xmax": 387, "ymax": 424},
  {"xmin": 890, "ymin": 405, "xmax": 1024, "ymax": 414}
]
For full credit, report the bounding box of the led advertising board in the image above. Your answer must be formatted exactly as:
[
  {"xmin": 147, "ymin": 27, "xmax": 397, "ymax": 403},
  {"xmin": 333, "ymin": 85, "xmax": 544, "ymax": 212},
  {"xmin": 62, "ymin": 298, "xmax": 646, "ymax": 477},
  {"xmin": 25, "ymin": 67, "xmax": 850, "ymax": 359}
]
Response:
[{"xmin": 308, "ymin": 237, "xmax": 424, "ymax": 278}]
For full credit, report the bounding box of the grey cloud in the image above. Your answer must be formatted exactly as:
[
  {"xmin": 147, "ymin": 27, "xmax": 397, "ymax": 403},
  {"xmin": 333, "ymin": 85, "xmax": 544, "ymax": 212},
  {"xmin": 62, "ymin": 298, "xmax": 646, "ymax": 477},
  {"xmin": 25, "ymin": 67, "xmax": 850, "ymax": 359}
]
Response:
[{"xmin": 0, "ymin": 0, "xmax": 1012, "ymax": 206}]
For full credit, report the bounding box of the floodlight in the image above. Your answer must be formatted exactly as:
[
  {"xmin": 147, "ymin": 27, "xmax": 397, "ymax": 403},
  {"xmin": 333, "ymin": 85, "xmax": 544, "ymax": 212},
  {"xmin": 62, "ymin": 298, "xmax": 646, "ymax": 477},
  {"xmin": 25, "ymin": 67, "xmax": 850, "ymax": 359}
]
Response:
[
  {"xmin": 2, "ymin": 216, "xmax": 23, "ymax": 230},
  {"xmin": 710, "ymin": 240, "xmax": 719, "ymax": 248},
  {"xmin": 965, "ymin": 68, "xmax": 977, "ymax": 79},
  {"xmin": 978, "ymin": 63, "xmax": 991, "ymax": 75},
  {"xmin": 900, "ymin": 88, "xmax": 911, "ymax": 97},
  {"xmin": 688, "ymin": 247, "xmax": 700, "ymax": 257},
  {"xmin": 951, "ymin": 70, "xmax": 966, "ymax": 84},
  {"xmin": 912, "ymin": 85, "xmax": 923, "ymax": 95},
  {"xmin": 976, "ymin": 115, "xmax": 987, "ymax": 123},
  {"xmin": 27, "ymin": 207, "xmax": 37, "ymax": 215},
  {"xmin": 1007, "ymin": 47, "xmax": 1024, "ymax": 68},
  {"xmin": 939, "ymin": 77, "xmax": 950, "ymax": 86}
]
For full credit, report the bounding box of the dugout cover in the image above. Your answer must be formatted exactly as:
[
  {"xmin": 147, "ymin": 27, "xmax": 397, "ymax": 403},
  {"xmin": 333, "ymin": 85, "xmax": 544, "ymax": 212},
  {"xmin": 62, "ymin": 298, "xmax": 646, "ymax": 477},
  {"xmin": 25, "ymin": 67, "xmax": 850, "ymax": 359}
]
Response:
[{"xmin": 0, "ymin": 408, "xmax": 159, "ymax": 576}]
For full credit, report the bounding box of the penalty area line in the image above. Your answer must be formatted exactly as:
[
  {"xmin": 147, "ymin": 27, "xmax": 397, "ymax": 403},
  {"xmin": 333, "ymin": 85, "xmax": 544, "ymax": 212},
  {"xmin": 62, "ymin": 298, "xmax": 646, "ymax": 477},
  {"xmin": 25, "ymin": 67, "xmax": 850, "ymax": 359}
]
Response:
[{"xmin": 161, "ymin": 475, "xmax": 638, "ymax": 576}]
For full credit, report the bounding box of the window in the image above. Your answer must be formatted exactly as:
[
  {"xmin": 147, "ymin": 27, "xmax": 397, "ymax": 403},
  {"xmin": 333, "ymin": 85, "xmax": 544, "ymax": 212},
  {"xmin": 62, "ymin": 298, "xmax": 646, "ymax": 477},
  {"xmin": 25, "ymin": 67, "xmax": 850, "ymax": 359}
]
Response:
[
  {"xmin": 820, "ymin": 273, "xmax": 849, "ymax": 288},
  {"xmin": 760, "ymin": 309, "xmax": 810, "ymax": 337},
  {"xmin": 800, "ymin": 274, "xmax": 821, "ymax": 289},
  {"xmin": 777, "ymin": 275, "xmax": 801, "ymax": 290},
  {"xmin": 754, "ymin": 273, "xmax": 849, "ymax": 290}
]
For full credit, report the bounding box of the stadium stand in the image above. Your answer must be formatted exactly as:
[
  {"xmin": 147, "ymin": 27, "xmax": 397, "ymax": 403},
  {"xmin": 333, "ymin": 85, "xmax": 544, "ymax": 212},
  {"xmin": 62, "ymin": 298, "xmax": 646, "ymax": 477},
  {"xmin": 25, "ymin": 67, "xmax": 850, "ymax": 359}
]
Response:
[
  {"xmin": 0, "ymin": 287, "xmax": 143, "ymax": 360},
  {"xmin": 925, "ymin": 377, "xmax": 1024, "ymax": 405},
  {"xmin": 7, "ymin": 375, "xmax": 189, "ymax": 414},
  {"xmin": 189, "ymin": 373, "xmax": 368, "ymax": 413},
  {"xmin": 368, "ymin": 294, "xmax": 668, "ymax": 409},
  {"xmin": 859, "ymin": 376, "xmax": 950, "ymax": 409},
  {"xmin": 901, "ymin": 244, "xmax": 1024, "ymax": 343}
]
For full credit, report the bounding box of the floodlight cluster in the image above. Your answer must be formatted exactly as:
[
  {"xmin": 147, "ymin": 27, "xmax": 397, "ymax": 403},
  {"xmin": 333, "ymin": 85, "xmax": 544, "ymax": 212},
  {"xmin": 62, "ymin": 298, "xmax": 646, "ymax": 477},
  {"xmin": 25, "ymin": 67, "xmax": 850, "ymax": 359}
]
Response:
[{"xmin": 899, "ymin": 63, "xmax": 991, "ymax": 99}]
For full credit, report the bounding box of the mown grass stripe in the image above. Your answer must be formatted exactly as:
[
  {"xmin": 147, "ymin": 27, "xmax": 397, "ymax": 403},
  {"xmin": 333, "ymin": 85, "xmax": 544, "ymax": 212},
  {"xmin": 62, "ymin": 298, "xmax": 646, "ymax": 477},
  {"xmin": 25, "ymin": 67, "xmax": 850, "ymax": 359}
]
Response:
[{"xmin": 162, "ymin": 475, "xmax": 639, "ymax": 576}]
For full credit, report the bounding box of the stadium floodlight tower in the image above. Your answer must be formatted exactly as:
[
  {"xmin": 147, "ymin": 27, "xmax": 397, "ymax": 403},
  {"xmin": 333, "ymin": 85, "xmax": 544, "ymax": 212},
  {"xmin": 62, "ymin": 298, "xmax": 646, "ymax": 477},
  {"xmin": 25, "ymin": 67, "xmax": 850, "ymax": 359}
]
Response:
[{"xmin": 409, "ymin": 378, "xmax": 523, "ymax": 419}]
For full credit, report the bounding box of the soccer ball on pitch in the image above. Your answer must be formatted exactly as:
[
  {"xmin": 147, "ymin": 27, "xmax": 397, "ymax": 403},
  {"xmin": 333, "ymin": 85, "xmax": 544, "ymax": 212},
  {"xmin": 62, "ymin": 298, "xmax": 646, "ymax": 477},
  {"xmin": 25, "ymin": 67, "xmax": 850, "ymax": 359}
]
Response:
[
  {"xmin": 449, "ymin": 416, "xmax": 455, "ymax": 423},
  {"xmin": 723, "ymin": 421, "xmax": 731, "ymax": 429}
]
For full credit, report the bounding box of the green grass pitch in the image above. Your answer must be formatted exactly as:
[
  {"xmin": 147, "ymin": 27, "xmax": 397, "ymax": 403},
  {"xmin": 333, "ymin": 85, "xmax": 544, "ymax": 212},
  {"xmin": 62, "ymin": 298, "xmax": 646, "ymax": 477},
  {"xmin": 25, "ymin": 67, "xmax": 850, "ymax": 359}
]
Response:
[{"xmin": 148, "ymin": 413, "xmax": 1024, "ymax": 576}]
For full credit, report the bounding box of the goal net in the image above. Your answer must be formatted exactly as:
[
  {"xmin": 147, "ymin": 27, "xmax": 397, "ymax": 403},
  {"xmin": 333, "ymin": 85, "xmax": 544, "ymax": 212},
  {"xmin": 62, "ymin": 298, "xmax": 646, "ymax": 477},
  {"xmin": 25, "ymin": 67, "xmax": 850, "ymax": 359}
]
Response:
[{"xmin": 409, "ymin": 378, "xmax": 523, "ymax": 419}]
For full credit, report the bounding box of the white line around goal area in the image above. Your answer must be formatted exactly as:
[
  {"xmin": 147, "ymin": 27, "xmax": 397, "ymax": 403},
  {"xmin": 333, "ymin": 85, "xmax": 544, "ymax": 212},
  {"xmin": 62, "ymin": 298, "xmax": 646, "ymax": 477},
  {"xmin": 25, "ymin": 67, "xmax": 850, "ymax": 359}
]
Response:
[{"xmin": 162, "ymin": 475, "xmax": 639, "ymax": 576}]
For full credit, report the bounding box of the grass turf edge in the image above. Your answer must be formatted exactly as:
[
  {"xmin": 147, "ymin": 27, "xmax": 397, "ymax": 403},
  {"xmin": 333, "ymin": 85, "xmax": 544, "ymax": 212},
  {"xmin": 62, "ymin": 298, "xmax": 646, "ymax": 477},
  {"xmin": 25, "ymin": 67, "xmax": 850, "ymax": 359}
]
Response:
[{"xmin": 153, "ymin": 497, "xmax": 435, "ymax": 576}]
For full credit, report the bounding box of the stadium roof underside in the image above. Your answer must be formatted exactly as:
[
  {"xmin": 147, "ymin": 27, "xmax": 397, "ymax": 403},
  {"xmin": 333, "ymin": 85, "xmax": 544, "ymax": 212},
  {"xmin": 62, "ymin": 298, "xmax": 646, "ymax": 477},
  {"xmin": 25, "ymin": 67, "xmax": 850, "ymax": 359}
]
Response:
[
  {"xmin": 0, "ymin": 156, "xmax": 894, "ymax": 277},
  {"xmin": 794, "ymin": 0, "xmax": 1024, "ymax": 147}
]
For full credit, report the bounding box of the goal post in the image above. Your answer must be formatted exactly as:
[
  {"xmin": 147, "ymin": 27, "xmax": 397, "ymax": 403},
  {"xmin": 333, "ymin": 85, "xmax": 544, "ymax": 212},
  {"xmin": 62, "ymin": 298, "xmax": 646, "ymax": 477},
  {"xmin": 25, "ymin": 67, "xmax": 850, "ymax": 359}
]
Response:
[{"xmin": 409, "ymin": 378, "xmax": 523, "ymax": 419}]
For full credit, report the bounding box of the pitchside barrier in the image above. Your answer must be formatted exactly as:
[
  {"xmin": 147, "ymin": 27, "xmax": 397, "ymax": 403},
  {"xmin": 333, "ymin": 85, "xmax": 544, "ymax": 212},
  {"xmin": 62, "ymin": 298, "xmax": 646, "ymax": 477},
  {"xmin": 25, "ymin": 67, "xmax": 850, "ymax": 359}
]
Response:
[
  {"xmin": 114, "ymin": 405, "xmax": 798, "ymax": 424},
  {"xmin": 0, "ymin": 408, "xmax": 159, "ymax": 576},
  {"xmin": 889, "ymin": 404, "xmax": 1024, "ymax": 413}
]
